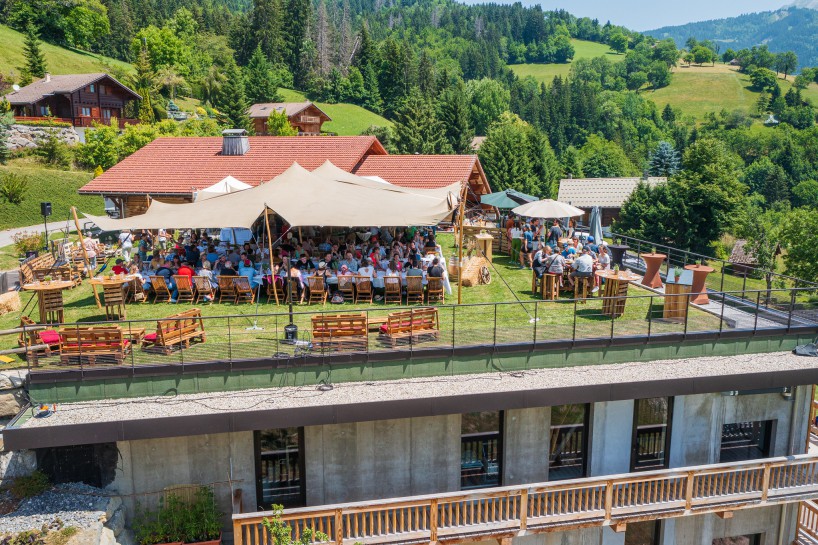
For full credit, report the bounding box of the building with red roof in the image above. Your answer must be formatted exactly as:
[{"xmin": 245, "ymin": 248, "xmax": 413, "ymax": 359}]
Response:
[{"xmin": 79, "ymin": 133, "xmax": 490, "ymax": 217}]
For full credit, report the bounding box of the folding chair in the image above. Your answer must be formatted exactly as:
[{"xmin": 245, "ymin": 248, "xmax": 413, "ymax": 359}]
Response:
[
  {"xmin": 173, "ymin": 275, "xmax": 195, "ymax": 303},
  {"xmin": 384, "ymin": 276, "xmax": 402, "ymax": 304},
  {"xmin": 218, "ymin": 276, "xmax": 238, "ymax": 303},
  {"xmin": 338, "ymin": 275, "xmax": 355, "ymax": 303},
  {"xmin": 426, "ymin": 276, "xmax": 445, "ymax": 304},
  {"xmin": 405, "ymin": 275, "xmax": 424, "ymax": 304},
  {"xmin": 149, "ymin": 275, "xmax": 173, "ymax": 303},
  {"xmin": 354, "ymin": 276, "xmax": 373, "ymax": 304},
  {"xmin": 307, "ymin": 276, "xmax": 327, "ymax": 305}
]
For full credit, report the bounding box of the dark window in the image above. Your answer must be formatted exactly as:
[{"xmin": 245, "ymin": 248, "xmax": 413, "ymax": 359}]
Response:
[
  {"xmin": 549, "ymin": 404, "xmax": 589, "ymax": 481},
  {"xmin": 461, "ymin": 411, "xmax": 502, "ymax": 489},
  {"xmin": 255, "ymin": 428, "xmax": 304, "ymax": 509},
  {"xmin": 36, "ymin": 443, "xmax": 118, "ymax": 488},
  {"xmin": 625, "ymin": 520, "xmax": 661, "ymax": 545},
  {"xmin": 712, "ymin": 534, "xmax": 762, "ymax": 545},
  {"xmin": 719, "ymin": 420, "xmax": 775, "ymax": 463},
  {"xmin": 631, "ymin": 397, "xmax": 673, "ymax": 471}
]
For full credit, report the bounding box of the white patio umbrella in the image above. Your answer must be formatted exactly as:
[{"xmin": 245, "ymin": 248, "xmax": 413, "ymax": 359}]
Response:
[{"xmin": 512, "ymin": 199, "xmax": 584, "ymax": 219}]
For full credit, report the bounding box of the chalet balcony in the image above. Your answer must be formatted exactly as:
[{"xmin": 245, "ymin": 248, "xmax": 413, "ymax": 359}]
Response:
[
  {"xmin": 233, "ymin": 453, "xmax": 818, "ymax": 545},
  {"xmin": 13, "ymin": 115, "xmax": 139, "ymax": 129}
]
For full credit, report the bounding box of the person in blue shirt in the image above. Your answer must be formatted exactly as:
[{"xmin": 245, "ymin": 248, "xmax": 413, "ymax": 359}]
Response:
[
  {"xmin": 561, "ymin": 242, "xmax": 576, "ymax": 259},
  {"xmin": 519, "ymin": 224, "xmax": 535, "ymax": 269},
  {"xmin": 586, "ymin": 235, "xmax": 600, "ymax": 256}
]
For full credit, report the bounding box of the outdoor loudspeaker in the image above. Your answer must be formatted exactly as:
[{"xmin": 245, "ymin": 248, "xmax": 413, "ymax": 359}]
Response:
[{"xmin": 40, "ymin": 202, "xmax": 52, "ymax": 217}]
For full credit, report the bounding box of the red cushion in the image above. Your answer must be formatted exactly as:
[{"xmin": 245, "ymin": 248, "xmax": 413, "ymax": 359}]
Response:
[
  {"xmin": 379, "ymin": 324, "xmax": 388, "ymax": 334},
  {"xmin": 144, "ymin": 333, "xmax": 157, "ymax": 341},
  {"xmin": 38, "ymin": 330, "xmax": 60, "ymax": 344}
]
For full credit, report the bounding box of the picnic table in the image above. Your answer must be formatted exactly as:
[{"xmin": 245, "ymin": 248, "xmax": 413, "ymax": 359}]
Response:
[{"xmin": 22, "ymin": 280, "xmax": 74, "ymax": 324}]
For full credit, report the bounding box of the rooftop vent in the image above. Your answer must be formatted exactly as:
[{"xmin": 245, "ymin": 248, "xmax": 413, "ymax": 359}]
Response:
[{"xmin": 222, "ymin": 129, "xmax": 250, "ymax": 156}]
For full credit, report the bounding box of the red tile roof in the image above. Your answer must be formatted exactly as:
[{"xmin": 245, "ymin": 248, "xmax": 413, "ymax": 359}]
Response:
[
  {"xmin": 355, "ymin": 155, "xmax": 485, "ymax": 191},
  {"xmin": 80, "ymin": 136, "xmax": 387, "ymax": 195}
]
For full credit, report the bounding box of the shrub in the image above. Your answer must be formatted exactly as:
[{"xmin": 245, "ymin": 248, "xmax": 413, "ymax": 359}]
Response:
[
  {"xmin": 13, "ymin": 231, "xmax": 45, "ymax": 256},
  {"xmin": 14, "ymin": 119, "xmax": 72, "ymax": 128},
  {"xmin": 133, "ymin": 486, "xmax": 223, "ymax": 545},
  {"xmin": 0, "ymin": 172, "xmax": 29, "ymax": 204},
  {"xmin": 35, "ymin": 133, "xmax": 74, "ymax": 168},
  {"xmin": 9, "ymin": 470, "xmax": 50, "ymax": 500}
]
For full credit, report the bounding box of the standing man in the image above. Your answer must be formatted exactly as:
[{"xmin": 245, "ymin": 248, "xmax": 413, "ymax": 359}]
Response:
[{"xmin": 547, "ymin": 219, "xmax": 562, "ymax": 249}]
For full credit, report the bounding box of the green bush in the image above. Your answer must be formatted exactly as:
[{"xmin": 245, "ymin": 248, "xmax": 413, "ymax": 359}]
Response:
[
  {"xmin": 133, "ymin": 486, "xmax": 223, "ymax": 545},
  {"xmin": 14, "ymin": 119, "xmax": 72, "ymax": 128},
  {"xmin": 0, "ymin": 171, "xmax": 28, "ymax": 204},
  {"xmin": 9, "ymin": 470, "xmax": 50, "ymax": 500},
  {"xmin": 35, "ymin": 134, "xmax": 74, "ymax": 169},
  {"xmin": 12, "ymin": 231, "xmax": 45, "ymax": 256}
]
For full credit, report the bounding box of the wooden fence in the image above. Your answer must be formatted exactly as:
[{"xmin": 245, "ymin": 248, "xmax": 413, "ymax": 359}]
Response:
[{"xmin": 234, "ymin": 454, "xmax": 818, "ymax": 545}]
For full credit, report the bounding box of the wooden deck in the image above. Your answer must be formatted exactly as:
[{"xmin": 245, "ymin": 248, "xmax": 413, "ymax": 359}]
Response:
[{"xmin": 234, "ymin": 453, "xmax": 818, "ymax": 545}]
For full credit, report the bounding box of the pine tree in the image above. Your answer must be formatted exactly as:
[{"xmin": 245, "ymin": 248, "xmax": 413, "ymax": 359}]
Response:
[
  {"xmin": 661, "ymin": 103, "xmax": 676, "ymax": 125},
  {"xmin": 560, "ymin": 146, "xmax": 583, "ymax": 178},
  {"xmin": 392, "ymin": 93, "xmax": 452, "ymax": 155},
  {"xmin": 354, "ymin": 23, "xmax": 377, "ymax": 71},
  {"xmin": 0, "ymin": 111, "xmax": 12, "ymax": 165},
  {"xmin": 284, "ymin": 0, "xmax": 311, "ymax": 81},
  {"xmin": 417, "ymin": 50, "xmax": 435, "ymax": 97},
  {"xmin": 757, "ymin": 91, "xmax": 769, "ymax": 116},
  {"xmin": 648, "ymin": 141, "xmax": 682, "ymax": 177},
  {"xmin": 245, "ymin": 45, "xmax": 282, "ymax": 104},
  {"xmin": 252, "ymin": 0, "xmax": 285, "ymax": 65},
  {"xmin": 216, "ymin": 61, "xmax": 252, "ymax": 132},
  {"xmin": 361, "ymin": 64, "xmax": 382, "ymax": 113},
  {"xmin": 131, "ymin": 47, "xmax": 156, "ymax": 124},
  {"xmin": 436, "ymin": 82, "xmax": 474, "ymax": 154},
  {"xmin": 22, "ymin": 23, "xmax": 47, "ymax": 81}
]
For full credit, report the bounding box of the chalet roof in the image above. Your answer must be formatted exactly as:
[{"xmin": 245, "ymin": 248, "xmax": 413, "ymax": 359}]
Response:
[
  {"xmin": 79, "ymin": 136, "xmax": 387, "ymax": 196},
  {"xmin": 355, "ymin": 154, "xmax": 490, "ymax": 193},
  {"xmin": 729, "ymin": 239, "xmax": 782, "ymax": 265},
  {"xmin": 557, "ymin": 177, "xmax": 667, "ymax": 208},
  {"xmin": 5, "ymin": 73, "xmax": 141, "ymax": 105},
  {"xmin": 247, "ymin": 101, "xmax": 331, "ymax": 121}
]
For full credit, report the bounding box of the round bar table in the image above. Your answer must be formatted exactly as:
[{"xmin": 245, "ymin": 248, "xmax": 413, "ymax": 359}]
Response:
[
  {"xmin": 640, "ymin": 253, "xmax": 667, "ymax": 289},
  {"xmin": 22, "ymin": 280, "xmax": 74, "ymax": 324},
  {"xmin": 684, "ymin": 264, "xmax": 715, "ymax": 305},
  {"xmin": 595, "ymin": 269, "xmax": 640, "ymax": 318},
  {"xmin": 607, "ymin": 244, "xmax": 630, "ymax": 267},
  {"xmin": 89, "ymin": 275, "xmax": 139, "ymax": 318}
]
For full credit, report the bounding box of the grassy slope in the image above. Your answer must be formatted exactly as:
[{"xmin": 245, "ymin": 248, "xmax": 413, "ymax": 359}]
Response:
[
  {"xmin": 509, "ymin": 39, "xmax": 624, "ymax": 82},
  {"xmin": 0, "ymin": 160, "xmax": 102, "ymax": 230},
  {"xmin": 0, "ymin": 24, "xmax": 131, "ymax": 76},
  {"xmin": 279, "ymin": 88, "xmax": 392, "ymax": 135}
]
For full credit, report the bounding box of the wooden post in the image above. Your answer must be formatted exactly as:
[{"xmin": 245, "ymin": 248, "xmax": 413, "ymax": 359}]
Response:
[
  {"xmin": 334, "ymin": 508, "xmax": 343, "ymax": 545},
  {"xmin": 519, "ymin": 490, "xmax": 528, "ymax": 531},
  {"xmin": 264, "ymin": 207, "xmax": 278, "ymax": 304},
  {"xmin": 456, "ymin": 182, "xmax": 468, "ymax": 305},
  {"xmin": 760, "ymin": 463, "xmax": 771, "ymax": 502},
  {"xmin": 71, "ymin": 206, "xmax": 101, "ymax": 308},
  {"xmin": 604, "ymin": 481, "xmax": 614, "ymax": 521},
  {"xmin": 429, "ymin": 499, "xmax": 438, "ymax": 543},
  {"xmin": 684, "ymin": 471, "xmax": 695, "ymax": 511}
]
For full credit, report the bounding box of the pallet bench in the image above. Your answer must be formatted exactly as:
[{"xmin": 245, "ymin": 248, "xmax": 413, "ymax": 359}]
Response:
[
  {"xmin": 58, "ymin": 326, "xmax": 131, "ymax": 365},
  {"xmin": 311, "ymin": 313, "xmax": 368, "ymax": 351},
  {"xmin": 379, "ymin": 307, "xmax": 440, "ymax": 347},
  {"xmin": 141, "ymin": 308, "xmax": 207, "ymax": 354}
]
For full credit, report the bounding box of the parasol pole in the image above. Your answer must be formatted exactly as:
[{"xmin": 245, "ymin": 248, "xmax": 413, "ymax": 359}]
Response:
[
  {"xmin": 71, "ymin": 206, "xmax": 100, "ymax": 308},
  {"xmin": 264, "ymin": 207, "xmax": 278, "ymax": 304},
  {"xmin": 456, "ymin": 181, "xmax": 468, "ymax": 305}
]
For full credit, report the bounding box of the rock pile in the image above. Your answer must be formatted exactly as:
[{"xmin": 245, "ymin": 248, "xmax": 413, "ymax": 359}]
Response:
[{"xmin": 5, "ymin": 124, "xmax": 80, "ymax": 151}]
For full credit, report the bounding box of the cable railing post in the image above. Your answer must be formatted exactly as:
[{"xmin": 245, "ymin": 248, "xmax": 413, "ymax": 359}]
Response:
[
  {"xmin": 719, "ymin": 291, "xmax": 726, "ymax": 334},
  {"xmin": 533, "ymin": 301, "xmax": 538, "ymax": 344},
  {"xmin": 788, "ymin": 289, "xmax": 796, "ymax": 330},
  {"xmin": 647, "ymin": 296, "xmax": 653, "ymax": 339},
  {"xmin": 451, "ymin": 304, "xmax": 456, "ymax": 351},
  {"xmin": 572, "ymin": 296, "xmax": 578, "ymax": 342},
  {"xmin": 227, "ymin": 316, "xmax": 232, "ymax": 363},
  {"xmin": 493, "ymin": 302, "xmax": 498, "ymax": 347},
  {"xmin": 683, "ymin": 292, "xmax": 689, "ymax": 336},
  {"xmin": 129, "ymin": 320, "xmax": 135, "ymax": 368},
  {"xmin": 754, "ymin": 290, "xmax": 761, "ymax": 332},
  {"xmin": 720, "ymin": 263, "xmax": 725, "ymax": 293}
]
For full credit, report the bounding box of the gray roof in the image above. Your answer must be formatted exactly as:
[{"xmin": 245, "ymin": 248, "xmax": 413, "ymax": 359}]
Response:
[
  {"xmin": 247, "ymin": 101, "xmax": 331, "ymax": 121},
  {"xmin": 5, "ymin": 73, "xmax": 140, "ymax": 105},
  {"xmin": 557, "ymin": 177, "xmax": 667, "ymax": 208}
]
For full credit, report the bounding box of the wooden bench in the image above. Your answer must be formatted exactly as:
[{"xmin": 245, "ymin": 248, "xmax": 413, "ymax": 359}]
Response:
[
  {"xmin": 17, "ymin": 316, "xmax": 60, "ymax": 366},
  {"xmin": 379, "ymin": 307, "xmax": 440, "ymax": 347},
  {"xmin": 311, "ymin": 313, "xmax": 368, "ymax": 351},
  {"xmin": 142, "ymin": 308, "xmax": 207, "ymax": 354},
  {"xmin": 19, "ymin": 254, "xmax": 55, "ymax": 285},
  {"xmin": 58, "ymin": 327, "xmax": 132, "ymax": 365}
]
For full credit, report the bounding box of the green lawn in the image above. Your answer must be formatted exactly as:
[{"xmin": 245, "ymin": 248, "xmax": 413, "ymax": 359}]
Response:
[
  {"xmin": 2, "ymin": 233, "xmax": 725, "ymax": 370},
  {"xmin": 509, "ymin": 39, "xmax": 624, "ymax": 83},
  {"xmin": 0, "ymin": 160, "xmax": 102, "ymax": 230},
  {"xmin": 279, "ymin": 88, "xmax": 392, "ymax": 135},
  {"xmin": 0, "ymin": 24, "xmax": 131, "ymax": 76}
]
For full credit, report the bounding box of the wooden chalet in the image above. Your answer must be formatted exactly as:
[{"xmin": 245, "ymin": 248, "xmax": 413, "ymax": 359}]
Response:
[
  {"xmin": 78, "ymin": 133, "xmax": 491, "ymax": 218},
  {"xmin": 557, "ymin": 177, "xmax": 667, "ymax": 225},
  {"xmin": 7, "ymin": 73, "xmax": 140, "ymax": 128},
  {"xmin": 247, "ymin": 102, "xmax": 332, "ymax": 135}
]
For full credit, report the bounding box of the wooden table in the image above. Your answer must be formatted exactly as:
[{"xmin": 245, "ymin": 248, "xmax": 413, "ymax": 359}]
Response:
[
  {"xmin": 663, "ymin": 271, "xmax": 693, "ymax": 321},
  {"xmin": 684, "ymin": 264, "xmax": 715, "ymax": 305},
  {"xmin": 596, "ymin": 270, "xmax": 639, "ymax": 318},
  {"xmin": 22, "ymin": 280, "xmax": 74, "ymax": 324},
  {"xmin": 474, "ymin": 233, "xmax": 494, "ymax": 262},
  {"xmin": 641, "ymin": 253, "xmax": 667, "ymax": 289},
  {"xmin": 89, "ymin": 275, "xmax": 139, "ymax": 313}
]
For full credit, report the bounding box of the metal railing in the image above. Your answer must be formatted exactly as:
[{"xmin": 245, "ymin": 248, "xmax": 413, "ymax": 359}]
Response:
[
  {"xmin": 14, "ymin": 286, "xmax": 818, "ymax": 373},
  {"xmin": 233, "ymin": 453, "xmax": 818, "ymax": 545}
]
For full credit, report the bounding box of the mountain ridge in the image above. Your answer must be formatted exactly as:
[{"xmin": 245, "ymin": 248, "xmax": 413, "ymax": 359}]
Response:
[{"xmin": 646, "ymin": 6, "xmax": 818, "ymax": 68}]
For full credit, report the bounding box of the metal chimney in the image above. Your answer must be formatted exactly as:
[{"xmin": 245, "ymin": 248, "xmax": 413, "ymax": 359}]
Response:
[
  {"xmin": 44, "ymin": 72, "xmax": 51, "ymax": 82},
  {"xmin": 222, "ymin": 129, "xmax": 250, "ymax": 156}
]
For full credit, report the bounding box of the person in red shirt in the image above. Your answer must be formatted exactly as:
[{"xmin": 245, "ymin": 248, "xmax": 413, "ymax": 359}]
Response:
[
  {"xmin": 176, "ymin": 261, "xmax": 195, "ymax": 279},
  {"xmin": 112, "ymin": 259, "xmax": 128, "ymax": 275}
]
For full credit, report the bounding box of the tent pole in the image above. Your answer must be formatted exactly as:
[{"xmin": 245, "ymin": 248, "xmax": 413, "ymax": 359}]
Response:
[
  {"xmin": 457, "ymin": 181, "xmax": 468, "ymax": 305},
  {"xmin": 71, "ymin": 206, "xmax": 100, "ymax": 308},
  {"xmin": 264, "ymin": 207, "xmax": 278, "ymax": 304}
]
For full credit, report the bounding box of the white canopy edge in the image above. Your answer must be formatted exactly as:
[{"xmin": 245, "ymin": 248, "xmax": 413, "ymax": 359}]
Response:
[{"xmin": 83, "ymin": 161, "xmax": 462, "ymax": 231}]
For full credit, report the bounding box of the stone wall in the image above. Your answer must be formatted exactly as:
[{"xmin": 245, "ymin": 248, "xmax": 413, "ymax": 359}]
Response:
[{"xmin": 6, "ymin": 124, "xmax": 80, "ymax": 150}]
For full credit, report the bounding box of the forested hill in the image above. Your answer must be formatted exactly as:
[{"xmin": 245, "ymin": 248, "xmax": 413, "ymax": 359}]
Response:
[{"xmin": 647, "ymin": 6, "xmax": 818, "ymax": 68}]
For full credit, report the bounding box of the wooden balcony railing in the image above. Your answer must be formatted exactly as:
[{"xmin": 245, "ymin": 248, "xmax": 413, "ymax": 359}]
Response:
[
  {"xmin": 234, "ymin": 454, "xmax": 818, "ymax": 545},
  {"xmin": 798, "ymin": 500, "xmax": 818, "ymax": 543}
]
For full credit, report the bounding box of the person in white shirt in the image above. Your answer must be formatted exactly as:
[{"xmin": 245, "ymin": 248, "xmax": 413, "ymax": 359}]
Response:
[
  {"xmin": 357, "ymin": 258, "xmax": 374, "ymax": 279},
  {"xmin": 158, "ymin": 228, "xmax": 168, "ymax": 250},
  {"xmin": 119, "ymin": 230, "xmax": 133, "ymax": 262},
  {"xmin": 569, "ymin": 247, "xmax": 595, "ymax": 290},
  {"xmin": 509, "ymin": 224, "xmax": 522, "ymax": 262}
]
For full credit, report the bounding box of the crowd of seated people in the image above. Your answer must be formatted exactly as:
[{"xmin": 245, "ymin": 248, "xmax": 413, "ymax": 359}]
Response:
[{"xmin": 107, "ymin": 225, "xmax": 445, "ymax": 304}]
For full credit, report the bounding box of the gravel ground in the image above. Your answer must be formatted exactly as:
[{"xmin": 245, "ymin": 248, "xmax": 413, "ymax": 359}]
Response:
[
  {"xmin": 0, "ymin": 483, "xmax": 109, "ymax": 534},
  {"xmin": 18, "ymin": 350, "xmax": 818, "ymax": 428}
]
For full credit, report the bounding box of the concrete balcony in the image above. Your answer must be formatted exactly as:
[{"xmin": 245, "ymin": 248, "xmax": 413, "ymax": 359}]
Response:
[{"xmin": 234, "ymin": 454, "xmax": 818, "ymax": 545}]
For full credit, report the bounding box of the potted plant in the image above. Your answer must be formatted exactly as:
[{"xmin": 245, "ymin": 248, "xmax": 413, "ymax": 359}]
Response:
[
  {"xmin": 133, "ymin": 487, "xmax": 223, "ymax": 545},
  {"xmin": 673, "ymin": 267, "xmax": 682, "ymax": 283}
]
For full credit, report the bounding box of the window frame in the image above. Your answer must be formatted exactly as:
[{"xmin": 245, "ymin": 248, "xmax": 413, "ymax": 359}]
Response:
[
  {"xmin": 719, "ymin": 420, "xmax": 776, "ymax": 463},
  {"xmin": 460, "ymin": 411, "xmax": 504, "ymax": 490},
  {"xmin": 630, "ymin": 397, "xmax": 674, "ymax": 472},
  {"xmin": 254, "ymin": 427, "xmax": 306, "ymax": 510},
  {"xmin": 548, "ymin": 403, "xmax": 590, "ymax": 481}
]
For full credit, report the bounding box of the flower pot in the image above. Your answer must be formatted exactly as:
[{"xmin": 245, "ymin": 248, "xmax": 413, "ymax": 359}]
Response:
[{"xmin": 186, "ymin": 533, "xmax": 222, "ymax": 545}]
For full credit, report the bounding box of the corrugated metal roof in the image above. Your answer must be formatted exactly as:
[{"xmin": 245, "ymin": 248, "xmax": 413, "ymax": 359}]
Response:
[
  {"xmin": 6, "ymin": 73, "xmax": 140, "ymax": 104},
  {"xmin": 557, "ymin": 177, "xmax": 666, "ymax": 208}
]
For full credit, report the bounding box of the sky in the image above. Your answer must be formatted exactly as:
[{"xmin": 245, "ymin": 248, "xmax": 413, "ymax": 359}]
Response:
[{"xmin": 494, "ymin": 0, "xmax": 789, "ymax": 30}]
